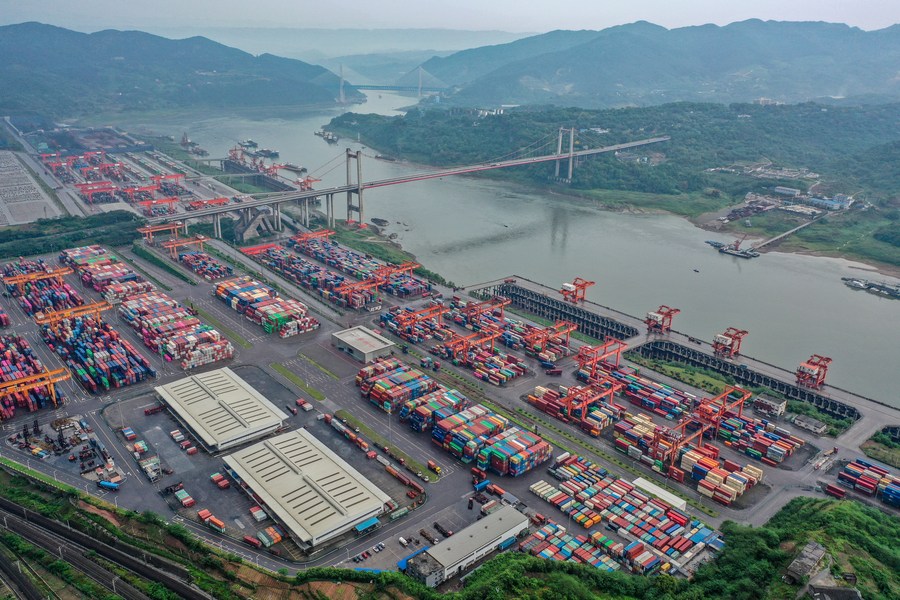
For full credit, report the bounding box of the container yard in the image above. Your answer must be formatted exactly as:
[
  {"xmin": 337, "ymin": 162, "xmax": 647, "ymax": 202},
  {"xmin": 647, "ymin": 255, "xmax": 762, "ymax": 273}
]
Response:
[
  {"xmin": 214, "ymin": 276, "xmax": 320, "ymax": 337},
  {"xmin": 836, "ymin": 459, "xmax": 900, "ymax": 507},
  {"xmin": 38, "ymin": 311, "xmax": 156, "ymax": 392},
  {"xmin": 3, "ymin": 258, "xmax": 85, "ymax": 316},
  {"xmin": 356, "ymin": 358, "xmax": 439, "ymax": 414},
  {"xmin": 179, "ymin": 252, "xmax": 233, "ymax": 281},
  {"xmin": 0, "ymin": 334, "xmax": 66, "ymax": 419},
  {"xmin": 118, "ymin": 292, "xmax": 234, "ymax": 369}
]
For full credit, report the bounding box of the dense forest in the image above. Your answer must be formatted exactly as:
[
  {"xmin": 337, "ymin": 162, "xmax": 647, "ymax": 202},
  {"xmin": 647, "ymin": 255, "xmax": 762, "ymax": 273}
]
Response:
[{"xmin": 0, "ymin": 211, "xmax": 142, "ymax": 259}]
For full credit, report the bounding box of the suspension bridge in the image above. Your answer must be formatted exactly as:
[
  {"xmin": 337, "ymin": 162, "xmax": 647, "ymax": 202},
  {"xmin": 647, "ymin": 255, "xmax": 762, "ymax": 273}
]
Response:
[{"xmin": 149, "ymin": 129, "xmax": 670, "ymax": 239}]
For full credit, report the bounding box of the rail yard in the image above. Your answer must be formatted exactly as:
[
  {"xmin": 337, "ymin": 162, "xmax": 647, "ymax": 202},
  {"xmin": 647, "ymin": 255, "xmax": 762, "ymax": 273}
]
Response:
[{"xmin": 0, "ymin": 138, "xmax": 898, "ymax": 592}]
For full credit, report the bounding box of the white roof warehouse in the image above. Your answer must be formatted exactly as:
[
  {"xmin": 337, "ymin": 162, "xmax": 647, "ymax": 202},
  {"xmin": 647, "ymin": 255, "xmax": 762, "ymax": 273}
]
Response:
[{"xmin": 222, "ymin": 428, "xmax": 391, "ymax": 547}]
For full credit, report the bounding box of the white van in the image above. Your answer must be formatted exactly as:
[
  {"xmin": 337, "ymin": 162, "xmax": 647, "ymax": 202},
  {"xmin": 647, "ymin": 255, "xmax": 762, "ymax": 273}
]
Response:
[{"xmin": 399, "ymin": 537, "xmax": 409, "ymax": 547}]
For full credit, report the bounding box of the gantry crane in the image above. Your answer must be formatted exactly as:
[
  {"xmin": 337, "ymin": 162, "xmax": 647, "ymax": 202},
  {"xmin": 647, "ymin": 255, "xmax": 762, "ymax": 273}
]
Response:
[
  {"xmin": 796, "ymin": 355, "xmax": 832, "ymax": 389},
  {"xmin": 562, "ymin": 375, "xmax": 624, "ymax": 423},
  {"xmin": 560, "ymin": 277, "xmax": 595, "ymax": 303},
  {"xmin": 3, "ymin": 267, "xmax": 73, "ymax": 295},
  {"xmin": 712, "ymin": 327, "xmax": 748, "ymax": 358},
  {"xmin": 162, "ymin": 235, "xmax": 207, "ymax": 259},
  {"xmin": 137, "ymin": 222, "xmax": 184, "ymax": 243},
  {"xmin": 650, "ymin": 419, "xmax": 711, "ymax": 469},
  {"xmin": 240, "ymin": 243, "xmax": 280, "ymax": 257},
  {"xmin": 150, "ymin": 173, "xmax": 185, "ymax": 186},
  {"xmin": 136, "ymin": 197, "xmax": 179, "ymax": 216},
  {"xmin": 34, "ymin": 301, "xmax": 112, "ymax": 332},
  {"xmin": 460, "ymin": 296, "xmax": 511, "ymax": 323},
  {"xmin": 575, "ymin": 338, "xmax": 629, "ymax": 379},
  {"xmin": 438, "ymin": 327, "xmax": 502, "ymax": 360},
  {"xmin": 120, "ymin": 184, "xmax": 160, "ymax": 201},
  {"xmin": 291, "ymin": 229, "xmax": 335, "ymax": 245},
  {"xmin": 40, "ymin": 153, "xmax": 61, "ymax": 163},
  {"xmin": 521, "ymin": 320, "xmax": 577, "ymax": 352},
  {"xmin": 0, "ymin": 368, "xmax": 71, "ymax": 415},
  {"xmin": 693, "ymin": 385, "xmax": 752, "ymax": 440},
  {"xmin": 393, "ymin": 303, "xmax": 449, "ymax": 330},
  {"xmin": 646, "ymin": 305, "xmax": 680, "ymax": 334},
  {"xmin": 296, "ymin": 176, "xmax": 321, "ymax": 191}
]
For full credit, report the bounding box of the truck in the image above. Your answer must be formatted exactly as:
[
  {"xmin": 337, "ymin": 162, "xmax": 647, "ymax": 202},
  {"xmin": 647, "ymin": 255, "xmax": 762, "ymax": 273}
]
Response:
[
  {"xmin": 144, "ymin": 404, "xmax": 165, "ymax": 416},
  {"xmin": 545, "ymin": 368, "xmax": 563, "ymax": 376},
  {"xmin": 427, "ymin": 460, "xmax": 442, "ymax": 475},
  {"xmin": 474, "ymin": 479, "xmax": 491, "ymax": 493},
  {"xmin": 97, "ymin": 480, "xmax": 120, "ymax": 491},
  {"xmin": 243, "ymin": 535, "xmax": 262, "ymax": 548}
]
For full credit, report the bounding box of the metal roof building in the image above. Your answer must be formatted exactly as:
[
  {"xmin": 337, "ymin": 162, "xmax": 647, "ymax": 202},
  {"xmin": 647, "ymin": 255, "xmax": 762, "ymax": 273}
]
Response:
[
  {"xmin": 222, "ymin": 429, "xmax": 391, "ymax": 547},
  {"xmin": 155, "ymin": 367, "xmax": 287, "ymax": 451},
  {"xmin": 407, "ymin": 506, "xmax": 528, "ymax": 587},
  {"xmin": 332, "ymin": 326, "xmax": 395, "ymax": 363}
]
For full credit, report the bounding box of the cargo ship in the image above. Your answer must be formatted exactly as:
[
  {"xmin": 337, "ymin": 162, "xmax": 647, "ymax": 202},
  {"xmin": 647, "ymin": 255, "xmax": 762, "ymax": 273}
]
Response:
[
  {"xmin": 841, "ymin": 277, "xmax": 900, "ymax": 299},
  {"xmin": 706, "ymin": 236, "xmax": 759, "ymax": 259},
  {"xmin": 256, "ymin": 148, "xmax": 279, "ymax": 158},
  {"xmin": 239, "ymin": 139, "xmax": 258, "ymax": 148},
  {"xmin": 281, "ymin": 162, "xmax": 306, "ymax": 174},
  {"xmin": 315, "ymin": 130, "xmax": 340, "ymax": 144}
]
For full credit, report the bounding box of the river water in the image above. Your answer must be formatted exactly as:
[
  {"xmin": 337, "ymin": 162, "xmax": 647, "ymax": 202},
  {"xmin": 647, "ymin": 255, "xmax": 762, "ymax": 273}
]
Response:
[{"xmin": 129, "ymin": 92, "xmax": 900, "ymax": 408}]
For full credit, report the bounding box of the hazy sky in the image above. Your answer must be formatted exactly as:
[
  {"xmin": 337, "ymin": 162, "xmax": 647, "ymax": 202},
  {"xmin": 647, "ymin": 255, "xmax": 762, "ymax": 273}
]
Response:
[{"xmin": 1, "ymin": 0, "xmax": 898, "ymax": 32}]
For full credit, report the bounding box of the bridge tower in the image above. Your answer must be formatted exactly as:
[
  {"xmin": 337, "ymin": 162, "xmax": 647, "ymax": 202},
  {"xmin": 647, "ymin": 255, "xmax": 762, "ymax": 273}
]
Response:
[
  {"xmin": 345, "ymin": 149, "xmax": 365, "ymax": 227},
  {"xmin": 554, "ymin": 128, "xmax": 576, "ymax": 183}
]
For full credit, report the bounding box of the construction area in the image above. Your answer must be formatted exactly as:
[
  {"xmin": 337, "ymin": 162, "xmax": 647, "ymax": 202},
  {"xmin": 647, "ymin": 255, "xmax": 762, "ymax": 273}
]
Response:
[{"xmin": 0, "ymin": 140, "xmax": 897, "ymax": 585}]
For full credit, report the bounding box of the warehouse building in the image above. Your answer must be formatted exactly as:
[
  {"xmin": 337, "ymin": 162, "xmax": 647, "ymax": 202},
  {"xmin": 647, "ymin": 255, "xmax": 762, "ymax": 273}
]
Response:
[
  {"xmin": 332, "ymin": 326, "xmax": 395, "ymax": 363},
  {"xmin": 222, "ymin": 428, "xmax": 391, "ymax": 548},
  {"xmin": 406, "ymin": 506, "xmax": 529, "ymax": 587},
  {"xmin": 155, "ymin": 367, "xmax": 287, "ymax": 452}
]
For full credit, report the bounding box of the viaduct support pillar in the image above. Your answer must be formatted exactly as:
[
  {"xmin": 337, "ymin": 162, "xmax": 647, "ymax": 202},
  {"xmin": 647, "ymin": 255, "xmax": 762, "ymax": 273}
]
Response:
[{"xmin": 568, "ymin": 127, "xmax": 575, "ymax": 182}]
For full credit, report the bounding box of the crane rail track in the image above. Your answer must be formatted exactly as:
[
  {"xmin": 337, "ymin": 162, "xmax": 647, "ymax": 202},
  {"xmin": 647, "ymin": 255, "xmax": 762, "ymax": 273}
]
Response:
[{"xmin": 0, "ymin": 495, "xmax": 212, "ymax": 600}]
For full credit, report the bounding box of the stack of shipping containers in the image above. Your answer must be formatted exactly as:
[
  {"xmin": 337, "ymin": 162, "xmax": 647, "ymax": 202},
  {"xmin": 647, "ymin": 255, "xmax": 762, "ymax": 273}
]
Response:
[
  {"xmin": 0, "ymin": 334, "xmax": 62, "ymax": 419},
  {"xmin": 214, "ymin": 277, "xmax": 319, "ymax": 337},
  {"xmin": 476, "ymin": 427, "xmax": 552, "ymax": 477},
  {"xmin": 3, "ymin": 258, "xmax": 84, "ymax": 316},
  {"xmin": 838, "ymin": 459, "xmax": 900, "ymax": 506},
  {"xmin": 179, "ymin": 252, "xmax": 233, "ymax": 281}
]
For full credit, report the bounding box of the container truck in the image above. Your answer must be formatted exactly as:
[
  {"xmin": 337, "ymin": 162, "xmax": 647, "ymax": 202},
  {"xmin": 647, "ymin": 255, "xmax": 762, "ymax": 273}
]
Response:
[
  {"xmin": 97, "ymin": 480, "xmax": 120, "ymax": 491},
  {"xmin": 427, "ymin": 460, "xmax": 442, "ymax": 475},
  {"xmin": 474, "ymin": 479, "xmax": 491, "ymax": 492}
]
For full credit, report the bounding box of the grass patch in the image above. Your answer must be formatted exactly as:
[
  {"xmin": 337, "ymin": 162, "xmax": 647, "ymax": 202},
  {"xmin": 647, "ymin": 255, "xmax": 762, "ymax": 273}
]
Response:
[
  {"xmin": 191, "ymin": 305, "xmax": 253, "ymax": 350},
  {"xmin": 783, "ymin": 209, "xmax": 900, "ymax": 268},
  {"xmin": 270, "ymin": 363, "xmax": 325, "ymax": 401},
  {"xmin": 627, "ymin": 353, "xmax": 732, "ymax": 394},
  {"xmin": 299, "ymin": 354, "xmax": 339, "ymax": 380},
  {"xmin": 334, "ymin": 409, "xmax": 430, "ymax": 480},
  {"xmin": 131, "ymin": 243, "xmax": 196, "ymax": 285},
  {"xmin": 0, "ymin": 456, "xmax": 81, "ymax": 496},
  {"xmin": 728, "ymin": 210, "xmax": 808, "ymax": 239},
  {"xmin": 861, "ymin": 431, "xmax": 900, "ymax": 469}
]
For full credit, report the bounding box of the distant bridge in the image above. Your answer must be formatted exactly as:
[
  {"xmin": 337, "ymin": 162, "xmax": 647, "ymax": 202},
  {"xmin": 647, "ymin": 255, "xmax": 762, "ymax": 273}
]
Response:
[
  {"xmin": 354, "ymin": 84, "xmax": 447, "ymax": 93},
  {"xmin": 150, "ymin": 133, "xmax": 670, "ymax": 237}
]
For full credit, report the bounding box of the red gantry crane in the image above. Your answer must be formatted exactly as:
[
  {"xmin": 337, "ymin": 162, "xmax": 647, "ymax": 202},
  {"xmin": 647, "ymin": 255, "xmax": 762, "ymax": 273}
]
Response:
[
  {"xmin": 694, "ymin": 385, "xmax": 752, "ymax": 440},
  {"xmin": 394, "ymin": 303, "xmax": 450, "ymax": 330},
  {"xmin": 796, "ymin": 355, "xmax": 832, "ymax": 389},
  {"xmin": 646, "ymin": 305, "xmax": 680, "ymax": 334},
  {"xmin": 438, "ymin": 327, "xmax": 502, "ymax": 360},
  {"xmin": 291, "ymin": 229, "xmax": 335, "ymax": 245},
  {"xmin": 460, "ymin": 296, "xmax": 511, "ymax": 323},
  {"xmin": 137, "ymin": 222, "xmax": 184, "ymax": 244},
  {"xmin": 575, "ymin": 338, "xmax": 629, "ymax": 378},
  {"xmin": 333, "ymin": 261, "xmax": 420, "ymax": 303},
  {"xmin": 712, "ymin": 327, "xmax": 748, "ymax": 358},
  {"xmin": 521, "ymin": 320, "xmax": 577, "ymax": 353},
  {"xmin": 3, "ymin": 267, "xmax": 74, "ymax": 295},
  {"xmin": 563, "ymin": 375, "xmax": 624, "ymax": 424},
  {"xmin": 34, "ymin": 301, "xmax": 112, "ymax": 332},
  {"xmin": 560, "ymin": 277, "xmax": 595, "ymax": 303},
  {"xmin": 162, "ymin": 235, "xmax": 207, "ymax": 259},
  {"xmin": 650, "ymin": 419, "xmax": 711, "ymax": 469},
  {"xmin": 136, "ymin": 197, "xmax": 179, "ymax": 216}
]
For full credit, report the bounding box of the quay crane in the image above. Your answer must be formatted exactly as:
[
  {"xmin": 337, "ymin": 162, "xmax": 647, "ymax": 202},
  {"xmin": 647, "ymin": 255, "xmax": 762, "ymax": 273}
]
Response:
[
  {"xmin": 646, "ymin": 305, "xmax": 680, "ymax": 334},
  {"xmin": 796, "ymin": 355, "xmax": 832, "ymax": 389},
  {"xmin": 712, "ymin": 327, "xmax": 748, "ymax": 358},
  {"xmin": 575, "ymin": 338, "xmax": 629, "ymax": 378},
  {"xmin": 560, "ymin": 277, "xmax": 595, "ymax": 303},
  {"xmin": 3, "ymin": 267, "xmax": 73, "ymax": 295}
]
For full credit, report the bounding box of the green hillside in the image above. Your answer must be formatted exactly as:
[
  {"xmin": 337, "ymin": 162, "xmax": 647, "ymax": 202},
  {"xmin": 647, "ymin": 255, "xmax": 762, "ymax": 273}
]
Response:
[
  {"xmin": 422, "ymin": 20, "xmax": 900, "ymax": 107},
  {"xmin": 0, "ymin": 22, "xmax": 363, "ymax": 119}
]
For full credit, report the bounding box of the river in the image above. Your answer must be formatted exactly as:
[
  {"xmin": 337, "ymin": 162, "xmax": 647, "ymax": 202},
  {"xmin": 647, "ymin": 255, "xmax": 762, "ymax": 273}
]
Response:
[{"xmin": 126, "ymin": 92, "xmax": 900, "ymax": 409}]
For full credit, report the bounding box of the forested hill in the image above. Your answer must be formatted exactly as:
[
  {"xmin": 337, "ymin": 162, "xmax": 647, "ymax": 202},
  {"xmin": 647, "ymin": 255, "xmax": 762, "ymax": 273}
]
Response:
[
  {"xmin": 0, "ymin": 22, "xmax": 363, "ymax": 118},
  {"xmin": 421, "ymin": 20, "xmax": 900, "ymax": 108},
  {"xmin": 330, "ymin": 102, "xmax": 900, "ymax": 198}
]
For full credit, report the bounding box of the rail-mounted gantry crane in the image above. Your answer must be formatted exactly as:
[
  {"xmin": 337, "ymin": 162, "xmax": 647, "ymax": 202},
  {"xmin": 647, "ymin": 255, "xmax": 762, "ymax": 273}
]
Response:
[
  {"xmin": 560, "ymin": 277, "xmax": 595, "ymax": 303},
  {"xmin": 136, "ymin": 197, "xmax": 179, "ymax": 216},
  {"xmin": 291, "ymin": 229, "xmax": 335, "ymax": 245},
  {"xmin": 521, "ymin": 320, "xmax": 577, "ymax": 353},
  {"xmin": 575, "ymin": 338, "xmax": 629, "ymax": 379},
  {"xmin": 693, "ymin": 385, "xmax": 752, "ymax": 440},
  {"xmin": 712, "ymin": 327, "xmax": 748, "ymax": 358},
  {"xmin": 137, "ymin": 222, "xmax": 184, "ymax": 244},
  {"xmin": 646, "ymin": 305, "xmax": 680, "ymax": 334},
  {"xmin": 649, "ymin": 419, "xmax": 712, "ymax": 469},
  {"xmin": 393, "ymin": 303, "xmax": 450, "ymax": 330},
  {"xmin": 150, "ymin": 173, "xmax": 185, "ymax": 186},
  {"xmin": 120, "ymin": 184, "xmax": 160, "ymax": 202},
  {"xmin": 437, "ymin": 327, "xmax": 503, "ymax": 360},
  {"xmin": 796, "ymin": 355, "xmax": 832, "ymax": 389},
  {"xmin": 562, "ymin": 375, "xmax": 624, "ymax": 424},
  {"xmin": 34, "ymin": 301, "xmax": 113, "ymax": 333},
  {"xmin": 2, "ymin": 267, "xmax": 73, "ymax": 295},
  {"xmin": 0, "ymin": 368, "xmax": 72, "ymax": 417},
  {"xmin": 162, "ymin": 235, "xmax": 208, "ymax": 259},
  {"xmin": 459, "ymin": 296, "xmax": 511, "ymax": 323},
  {"xmin": 332, "ymin": 261, "xmax": 420, "ymax": 302}
]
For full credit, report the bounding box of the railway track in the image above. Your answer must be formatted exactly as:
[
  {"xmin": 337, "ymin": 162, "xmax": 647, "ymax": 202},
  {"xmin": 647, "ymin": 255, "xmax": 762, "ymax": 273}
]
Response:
[
  {"xmin": 0, "ymin": 546, "xmax": 44, "ymax": 600},
  {"xmin": 0, "ymin": 496, "xmax": 212, "ymax": 600}
]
